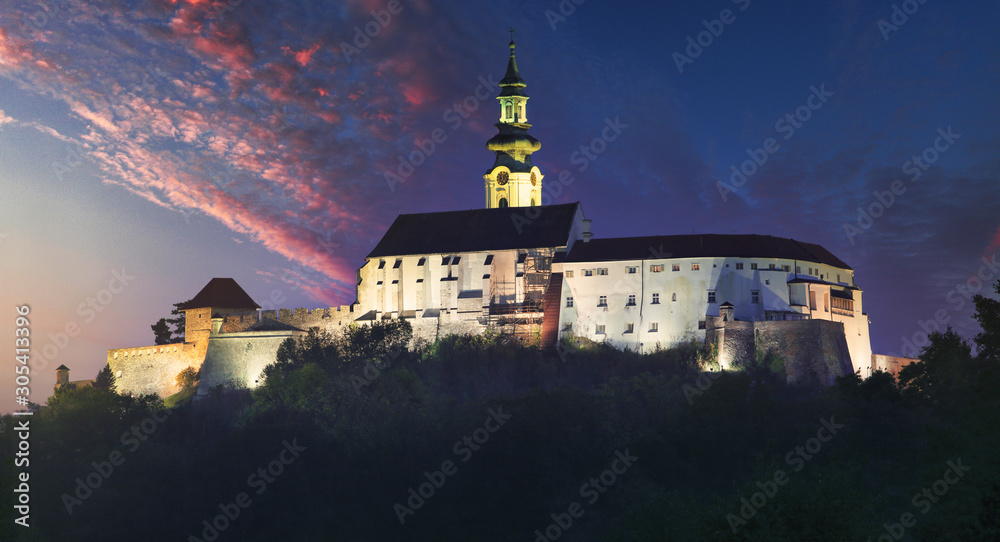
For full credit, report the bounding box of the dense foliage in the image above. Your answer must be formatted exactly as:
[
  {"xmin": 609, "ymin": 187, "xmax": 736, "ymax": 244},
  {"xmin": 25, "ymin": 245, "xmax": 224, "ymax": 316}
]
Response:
[{"xmin": 3, "ymin": 284, "xmax": 1000, "ymax": 541}]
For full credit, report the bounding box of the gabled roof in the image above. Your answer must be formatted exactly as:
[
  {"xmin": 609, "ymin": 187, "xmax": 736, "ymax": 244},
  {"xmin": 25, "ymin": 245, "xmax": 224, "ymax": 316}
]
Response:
[
  {"xmin": 367, "ymin": 203, "xmax": 581, "ymax": 258},
  {"xmin": 56, "ymin": 364, "xmax": 70, "ymax": 371},
  {"xmin": 182, "ymin": 278, "xmax": 261, "ymax": 310},
  {"xmin": 564, "ymin": 234, "xmax": 852, "ymax": 270}
]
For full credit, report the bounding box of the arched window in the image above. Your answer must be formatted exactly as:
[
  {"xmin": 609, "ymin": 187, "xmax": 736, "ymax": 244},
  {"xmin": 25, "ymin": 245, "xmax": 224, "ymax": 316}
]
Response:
[
  {"xmin": 498, "ymin": 197, "xmax": 508, "ymax": 208},
  {"xmin": 672, "ymin": 293, "xmax": 677, "ymax": 302},
  {"xmin": 530, "ymin": 198, "xmax": 536, "ymax": 206},
  {"xmin": 505, "ymin": 103, "xmax": 512, "ymax": 120}
]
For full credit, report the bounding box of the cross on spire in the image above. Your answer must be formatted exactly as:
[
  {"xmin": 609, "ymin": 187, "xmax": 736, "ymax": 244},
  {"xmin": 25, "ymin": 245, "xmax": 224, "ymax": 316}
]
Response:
[{"xmin": 508, "ymin": 27, "xmax": 515, "ymax": 43}]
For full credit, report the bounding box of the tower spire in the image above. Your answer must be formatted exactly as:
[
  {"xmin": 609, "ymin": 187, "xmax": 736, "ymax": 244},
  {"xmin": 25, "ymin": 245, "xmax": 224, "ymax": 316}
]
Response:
[{"xmin": 483, "ymin": 32, "xmax": 542, "ymax": 209}]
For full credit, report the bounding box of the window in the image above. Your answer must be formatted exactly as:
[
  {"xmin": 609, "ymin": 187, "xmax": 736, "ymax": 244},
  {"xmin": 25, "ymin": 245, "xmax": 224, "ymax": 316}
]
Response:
[
  {"xmin": 565, "ymin": 270, "xmax": 573, "ymax": 278},
  {"xmin": 649, "ymin": 322, "xmax": 659, "ymax": 332},
  {"xmin": 566, "ymin": 297, "xmax": 574, "ymax": 308},
  {"xmin": 441, "ymin": 256, "xmax": 450, "ymax": 265},
  {"xmin": 393, "ymin": 259, "xmax": 402, "ymax": 269},
  {"xmin": 708, "ymin": 290, "xmax": 716, "ymax": 303},
  {"xmin": 624, "ymin": 323, "xmax": 634, "ymax": 334},
  {"xmin": 417, "ymin": 258, "xmax": 426, "ymax": 266},
  {"xmin": 751, "ymin": 290, "xmax": 760, "ymax": 304},
  {"xmin": 505, "ymin": 103, "xmax": 512, "ymax": 118},
  {"xmin": 809, "ymin": 291, "xmax": 817, "ymax": 310},
  {"xmin": 451, "ymin": 256, "xmax": 461, "ymax": 265},
  {"xmin": 751, "ymin": 263, "xmax": 758, "ymax": 270},
  {"xmin": 692, "ymin": 264, "xmax": 700, "ymax": 271},
  {"xmin": 651, "ymin": 293, "xmax": 660, "ymax": 304},
  {"xmin": 672, "ymin": 264, "xmax": 680, "ymax": 272},
  {"xmin": 498, "ymin": 197, "xmax": 508, "ymax": 208},
  {"xmin": 378, "ymin": 260, "xmax": 386, "ymax": 269},
  {"xmin": 484, "ymin": 254, "xmax": 494, "ymax": 265},
  {"xmin": 651, "ymin": 264, "xmax": 664, "ymax": 272},
  {"xmin": 783, "ymin": 265, "xmax": 791, "ymax": 272},
  {"xmin": 769, "ymin": 263, "xmax": 776, "ymax": 270},
  {"xmin": 584, "ymin": 269, "xmax": 593, "ymax": 277},
  {"xmin": 596, "ymin": 324, "xmax": 606, "ymax": 334},
  {"xmin": 627, "ymin": 294, "xmax": 636, "ymax": 306},
  {"xmin": 626, "ymin": 266, "xmax": 637, "ymax": 274},
  {"xmin": 765, "ymin": 279, "xmax": 770, "ymax": 285},
  {"xmin": 736, "ymin": 263, "xmax": 744, "ymax": 270},
  {"xmin": 530, "ymin": 198, "xmax": 536, "ymax": 207},
  {"xmin": 597, "ymin": 268, "xmax": 608, "ymax": 275},
  {"xmin": 672, "ymin": 293, "xmax": 677, "ymax": 302},
  {"xmin": 698, "ymin": 320, "xmax": 706, "ymax": 330},
  {"xmin": 598, "ymin": 295, "xmax": 608, "ymax": 307},
  {"xmin": 796, "ymin": 266, "xmax": 801, "ymax": 274}
]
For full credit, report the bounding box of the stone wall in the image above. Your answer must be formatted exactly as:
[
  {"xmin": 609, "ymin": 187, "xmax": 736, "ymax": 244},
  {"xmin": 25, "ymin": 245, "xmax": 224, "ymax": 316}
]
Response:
[
  {"xmin": 871, "ymin": 354, "xmax": 918, "ymax": 377},
  {"xmin": 708, "ymin": 318, "xmax": 854, "ymax": 385},
  {"xmin": 197, "ymin": 330, "xmax": 302, "ymax": 394},
  {"xmin": 108, "ymin": 341, "xmax": 208, "ymax": 398}
]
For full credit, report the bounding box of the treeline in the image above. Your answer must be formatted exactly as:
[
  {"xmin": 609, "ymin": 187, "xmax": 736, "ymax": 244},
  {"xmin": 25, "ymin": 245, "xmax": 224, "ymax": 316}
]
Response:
[{"xmin": 2, "ymin": 283, "xmax": 1000, "ymax": 541}]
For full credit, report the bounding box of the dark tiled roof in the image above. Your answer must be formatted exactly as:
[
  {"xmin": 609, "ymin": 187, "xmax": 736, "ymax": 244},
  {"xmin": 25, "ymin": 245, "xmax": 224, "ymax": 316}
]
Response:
[
  {"xmin": 56, "ymin": 364, "xmax": 70, "ymax": 371},
  {"xmin": 367, "ymin": 203, "xmax": 581, "ymax": 258},
  {"xmin": 182, "ymin": 278, "xmax": 261, "ymax": 310},
  {"xmin": 565, "ymin": 234, "xmax": 852, "ymax": 270}
]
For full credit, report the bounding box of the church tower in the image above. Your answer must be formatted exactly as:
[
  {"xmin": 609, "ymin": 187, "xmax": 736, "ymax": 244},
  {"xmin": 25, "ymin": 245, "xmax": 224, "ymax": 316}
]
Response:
[{"xmin": 484, "ymin": 32, "xmax": 543, "ymax": 209}]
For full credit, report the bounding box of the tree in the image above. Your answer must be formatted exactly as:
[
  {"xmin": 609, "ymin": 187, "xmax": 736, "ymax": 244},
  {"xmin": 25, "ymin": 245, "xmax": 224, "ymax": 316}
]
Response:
[
  {"xmin": 973, "ymin": 278, "xmax": 1000, "ymax": 362},
  {"xmin": 152, "ymin": 299, "xmax": 191, "ymax": 345},
  {"xmin": 176, "ymin": 366, "xmax": 200, "ymax": 389},
  {"xmin": 94, "ymin": 363, "xmax": 116, "ymax": 392},
  {"xmin": 898, "ymin": 328, "xmax": 975, "ymax": 404}
]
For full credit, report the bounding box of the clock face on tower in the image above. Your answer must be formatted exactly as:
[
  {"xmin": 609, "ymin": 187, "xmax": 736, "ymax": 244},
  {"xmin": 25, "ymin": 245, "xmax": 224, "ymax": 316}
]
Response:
[
  {"xmin": 497, "ymin": 171, "xmax": 509, "ymax": 185},
  {"xmin": 530, "ymin": 172, "xmax": 537, "ymax": 186}
]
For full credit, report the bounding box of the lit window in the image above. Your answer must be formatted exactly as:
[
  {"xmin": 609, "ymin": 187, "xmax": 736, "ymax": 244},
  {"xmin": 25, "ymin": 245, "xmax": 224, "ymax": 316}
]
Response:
[
  {"xmin": 596, "ymin": 324, "xmax": 606, "ymax": 334},
  {"xmin": 598, "ymin": 295, "xmax": 608, "ymax": 307},
  {"xmin": 565, "ymin": 270, "xmax": 573, "ymax": 278},
  {"xmin": 692, "ymin": 264, "xmax": 700, "ymax": 271},
  {"xmin": 649, "ymin": 322, "xmax": 658, "ymax": 332},
  {"xmin": 566, "ymin": 297, "xmax": 574, "ymax": 308},
  {"xmin": 624, "ymin": 323, "xmax": 634, "ymax": 334},
  {"xmin": 672, "ymin": 264, "xmax": 680, "ymax": 272},
  {"xmin": 652, "ymin": 293, "xmax": 660, "ymax": 304},
  {"xmin": 627, "ymin": 294, "xmax": 636, "ymax": 306},
  {"xmin": 751, "ymin": 290, "xmax": 760, "ymax": 304},
  {"xmin": 626, "ymin": 266, "xmax": 637, "ymax": 274},
  {"xmin": 736, "ymin": 263, "xmax": 744, "ymax": 270},
  {"xmin": 751, "ymin": 263, "xmax": 758, "ymax": 270},
  {"xmin": 708, "ymin": 291, "xmax": 716, "ymax": 303},
  {"xmin": 651, "ymin": 264, "xmax": 664, "ymax": 272}
]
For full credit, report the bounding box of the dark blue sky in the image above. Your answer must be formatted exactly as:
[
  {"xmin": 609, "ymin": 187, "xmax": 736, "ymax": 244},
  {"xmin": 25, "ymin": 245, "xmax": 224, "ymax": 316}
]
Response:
[{"xmin": 1, "ymin": 0, "xmax": 998, "ymax": 408}]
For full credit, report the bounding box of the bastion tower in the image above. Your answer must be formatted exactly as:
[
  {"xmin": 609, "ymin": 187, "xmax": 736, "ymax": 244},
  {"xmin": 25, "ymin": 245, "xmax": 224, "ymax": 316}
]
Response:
[{"xmin": 484, "ymin": 33, "xmax": 543, "ymax": 209}]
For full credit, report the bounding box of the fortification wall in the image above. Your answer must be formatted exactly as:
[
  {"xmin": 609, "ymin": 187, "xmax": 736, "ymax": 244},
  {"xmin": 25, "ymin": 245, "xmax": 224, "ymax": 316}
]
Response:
[
  {"xmin": 197, "ymin": 331, "xmax": 301, "ymax": 394},
  {"xmin": 710, "ymin": 319, "xmax": 854, "ymax": 385},
  {"xmin": 221, "ymin": 304, "xmax": 359, "ymax": 334},
  {"xmin": 872, "ymin": 354, "xmax": 918, "ymax": 377},
  {"xmin": 108, "ymin": 341, "xmax": 208, "ymax": 398}
]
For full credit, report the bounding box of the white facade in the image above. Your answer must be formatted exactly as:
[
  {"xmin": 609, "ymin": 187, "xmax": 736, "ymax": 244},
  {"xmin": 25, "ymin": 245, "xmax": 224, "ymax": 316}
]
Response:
[{"xmin": 556, "ymin": 252, "xmax": 872, "ymax": 373}]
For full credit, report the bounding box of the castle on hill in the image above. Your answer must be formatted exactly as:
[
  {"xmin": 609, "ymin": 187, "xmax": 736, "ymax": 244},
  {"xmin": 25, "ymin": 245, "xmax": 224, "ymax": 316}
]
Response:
[{"xmin": 103, "ymin": 37, "xmax": 900, "ymax": 399}]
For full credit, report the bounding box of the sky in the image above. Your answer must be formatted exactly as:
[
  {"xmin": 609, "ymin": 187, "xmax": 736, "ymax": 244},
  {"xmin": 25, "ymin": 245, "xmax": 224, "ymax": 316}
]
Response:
[{"xmin": 1, "ymin": 0, "xmax": 998, "ymax": 412}]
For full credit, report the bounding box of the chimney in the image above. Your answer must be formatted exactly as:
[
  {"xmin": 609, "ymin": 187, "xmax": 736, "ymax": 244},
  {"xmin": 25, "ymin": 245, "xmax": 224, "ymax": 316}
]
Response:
[
  {"xmin": 56, "ymin": 364, "xmax": 70, "ymax": 386},
  {"xmin": 582, "ymin": 219, "xmax": 593, "ymax": 243}
]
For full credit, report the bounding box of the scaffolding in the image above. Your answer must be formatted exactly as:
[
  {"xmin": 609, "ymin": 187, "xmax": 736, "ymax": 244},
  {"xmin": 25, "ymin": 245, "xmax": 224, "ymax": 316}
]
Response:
[{"xmin": 480, "ymin": 248, "xmax": 555, "ymax": 343}]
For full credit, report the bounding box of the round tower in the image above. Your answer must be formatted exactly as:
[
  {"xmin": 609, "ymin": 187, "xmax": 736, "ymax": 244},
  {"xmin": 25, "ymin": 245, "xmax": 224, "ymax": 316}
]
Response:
[
  {"xmin": 484, "ymin": 31, "xmax": 543, "ymax": 209},
  {"xmin": 56, "ymin": 364, "xmax": 70, "ymax": 386}
]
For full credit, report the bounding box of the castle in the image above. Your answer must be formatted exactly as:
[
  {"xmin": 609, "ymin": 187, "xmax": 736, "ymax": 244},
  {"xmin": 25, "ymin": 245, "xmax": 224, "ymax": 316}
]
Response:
[{"xmin": 105, "ymin": 37, "xmax": 893, "ymax": 398}]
